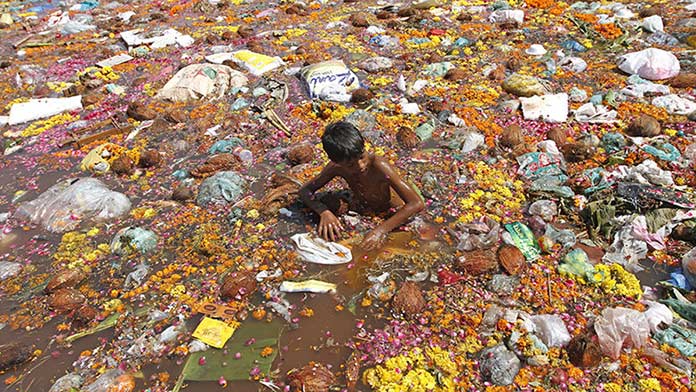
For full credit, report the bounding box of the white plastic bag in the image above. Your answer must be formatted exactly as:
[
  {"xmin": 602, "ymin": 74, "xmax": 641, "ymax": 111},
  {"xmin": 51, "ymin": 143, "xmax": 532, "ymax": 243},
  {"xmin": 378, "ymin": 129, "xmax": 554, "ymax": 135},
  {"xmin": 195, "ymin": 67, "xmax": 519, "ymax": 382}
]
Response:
[
  {"xmin": 651, "ymin": 95, "xmax": 696, "ymax": 115},
  {"xmin": 642, "ymin": 300, "xmax": 673, "ymax": 333},
  {"xmin": 574, "ymin": 103, "xmax": 618, "ymax": 123},
  {"xmin": 594, "ymin": 307, "xmax": 650, "ymax": 359},
  {"xmin": 8, "ymin": 96, "xmax": 82, "ymax": 125},
  {"xmin": 519, "ymin": 93, "xmax": 568, "ymax": 123},
  {"xmin": 16, "ymin": 178, "xmax": 131, "ymax": 233},
  {"xmin": 156, "ymin": 64, "xmax": 248, "ymax": 102},
  {"xmin": 617, "ymin": 48, "xmax": 680, "ymax": 80},
  {"xmin": 291, "ymin": 233, "xmax": 352, "ymax": 264},
  {"xmin": 488, "ymin": 9, "xmax": 524, "ymax": 24},
  {"xmin": 0, "ymin": 261, "xmax": 21, "ymax": 280},
  {"xmin": 531, "ymin": 314, "xmax": 571, "ymax": 347},
  {"xmin": 642, "ymin": 15, "xmax": 664, "ymax": 33},
  {"xmin": 300, "ymin": 60, "xmax": 360, "ymax": 101},
  {"xmin": 359, "ymin": 56, "xmax": 394, "ymax": 73}
]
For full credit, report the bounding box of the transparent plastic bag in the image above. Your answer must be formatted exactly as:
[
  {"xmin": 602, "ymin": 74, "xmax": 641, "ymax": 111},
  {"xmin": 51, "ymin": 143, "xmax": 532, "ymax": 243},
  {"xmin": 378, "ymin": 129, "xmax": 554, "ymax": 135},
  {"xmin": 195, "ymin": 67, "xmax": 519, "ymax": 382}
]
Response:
[
  {"xmin": 531, "ymin": 314, "xmax": 571, "ymax": 347},
  {"xmin": 49, "ymin": 373, "xmax": 82, "ymax": 392},
  {"xmin": 196, "ymin": 171, "xmax": 246, "ymax": 206},
  {"xmin": 479, "ymin": 344, "xmax": 521, "ymax": 386},
  {"xmin": 528, "ymin": 200, "xmax": 557, "ymax": 222},
  {"xmin": 110, "ymin": 227, "xmax": 158, "ymax": 255},
  {"xmin": 0, "ymin": 261, "xmax": 21, "ymax": 280},
  {"xmin": 16, "ymin": 178, "xmax": 131, "ymax": 233},
  {"xmin": 593, "ymin": 307, "xmax": 650, "ymax": 360}
]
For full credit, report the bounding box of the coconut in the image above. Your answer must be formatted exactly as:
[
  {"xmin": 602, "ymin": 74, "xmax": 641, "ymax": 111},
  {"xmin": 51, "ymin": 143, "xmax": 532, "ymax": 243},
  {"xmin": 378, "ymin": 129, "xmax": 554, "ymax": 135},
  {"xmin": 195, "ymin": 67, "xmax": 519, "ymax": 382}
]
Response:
[
  {"xmin": 500, "ymin": 124, "xmax": 525, "ymax": 148},
  {"xmin": 111, "ymin": 155, "xmax": 134, "ymax": 175},
  {"xmin": 287, "ymin": 363, "xmax": 336, "ymax": 392},
  {"xmin": 497, "ymin": 244, "xmax": 526, "ymax": 275},
  {"xmin": 546, "ymin": 127, "xmax": 567, "ymax": 147},
  {"xmin": 396, "ymin": 127, "xmax": 420, "ymax": 149},
  {"xmin": 48, "ymin": 288, "xmax": 86, "ymax": 313},
  {"xmin": 220, "ymin": 270, "xmax": 257, "ymax": 300},
  {"xmin": 626, "ymin": 115, "xmax": 661, "ymax": 137},
  {"xmin": 171, "ymin": 185, "xmax": 193, "ymax": 201},
  {"xmin": 457, "ymin": 249, "xmax": 498, "ymax": 275},
  {"xmin": 444, "ymin": 68, "xmax": 467, "ymax": 81},
  {"xmin": 287, "ymin": 144, "xmax": 314, "ymax": 165},
  {"xmin": 350, "ymin": 13, "xmax": 369, "ymax": 27},
  {"xmin": 139, "ymin": 150, "xmax": 161, "ymax": 168},
  {"xmin": 391, "ymin": 281, "xmax": 427, "ymax": 316},
  {"xmin": 350, "ymin": 88, "xmax": 374, "ymax": 104},
  {"xmin": 45, "ymin": 269, "xmax": 85, "ymax": 294}
]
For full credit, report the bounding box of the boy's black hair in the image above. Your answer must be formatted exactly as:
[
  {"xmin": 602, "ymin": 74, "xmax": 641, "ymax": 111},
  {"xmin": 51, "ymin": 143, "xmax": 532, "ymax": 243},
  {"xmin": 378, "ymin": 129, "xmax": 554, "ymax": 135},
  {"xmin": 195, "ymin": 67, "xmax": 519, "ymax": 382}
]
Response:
[{"xmin": 321, "ymin": 121, "xmax": 365, "ymax": 163}]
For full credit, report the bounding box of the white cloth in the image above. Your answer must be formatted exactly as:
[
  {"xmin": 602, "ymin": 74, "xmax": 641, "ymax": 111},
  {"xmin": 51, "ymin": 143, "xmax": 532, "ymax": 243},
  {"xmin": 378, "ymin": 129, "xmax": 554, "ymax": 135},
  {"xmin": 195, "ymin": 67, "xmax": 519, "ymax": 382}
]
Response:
[{"xmin": 291, "ymin": 233, "xmax": 352, "ymax": 264}]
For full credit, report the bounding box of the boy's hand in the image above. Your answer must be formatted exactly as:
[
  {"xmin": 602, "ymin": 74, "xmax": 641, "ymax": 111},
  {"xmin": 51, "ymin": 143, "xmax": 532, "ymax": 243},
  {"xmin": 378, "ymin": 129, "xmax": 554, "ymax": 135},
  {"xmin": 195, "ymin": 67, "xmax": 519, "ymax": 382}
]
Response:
[
  {"xmin": 318, "ymin": 210, "xmax": 343, "ymax": 242},
  {"xmin": 360, "ymin": 228, "xmax": 387, "ymax": 251}
]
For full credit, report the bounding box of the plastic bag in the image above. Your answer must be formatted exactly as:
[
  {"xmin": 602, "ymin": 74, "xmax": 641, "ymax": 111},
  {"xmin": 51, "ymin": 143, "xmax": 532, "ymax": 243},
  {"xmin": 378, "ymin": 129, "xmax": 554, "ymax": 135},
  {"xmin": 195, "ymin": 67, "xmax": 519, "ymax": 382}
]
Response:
[
  {"xmin": 531, "ymin": 314, "xmax": 571, "ymax": 347},
  {"xmin": 642, "ymin": 300, "xmax": 673, "ymax": 333},
  {"xmin": 642, "ymin": 15, "xmax": 663, "ymax": 33},
  {"xmin": 17, "ymin": 178, "xmax": 131, "ymax": 233},
  {"xmin": 529, "ymin": 200, "xmax": 557, "ymax": 222},
  {"xmin": 80, "ymin": 143, "xmax": 123, "ymax": 174},
  {"xmin": 8, "ymin": 96, "xmax": 82, "ymax": 125},
  {"xmin": 225, "ymin": 50, "xmax": 285, "ymax": 76},
  {"xmin": 196, "ymin": 171, "xmax": 246, "ymax": 206},
  {"xmin": 544, "ymin": 225, "xmax": 576, "ymax": 248},
  {"xmin": 110, "ymin": 227, "xmax": 158, "ymax": 255},
  {"xmin": 504, "ymin": 222, "xmax": 540, "ymax": 261},
  {"xmin": 82, "ymin": 369, "xmax": 125, "ymax": 392},
  {"xmin": 651, "ymin": 95, "xmax": 696, "ymax": 115},
  {"xmin": 479, "ymin": 344, "xmax": 521, "ymax": 386},
  {"xmin": 574, "ymin": 103, "xmax": 618, "ymax": 123},
  {"xmin": 49, "ymin": 373, "xmax": 83, "ymax": 392},
  {"xmin": 654, "ymin": 324, "xmax": 696, "ymax": 357},
  {"xmin": 617, "ymin": 48, "xmax": 680, "ymax": 81},
  {"xmin": 156, "ymin": 64, "xmax": 248, "ymax": 102},
  {"xmin": 452, "ymin": 217, "xmax": 500, "ymax": 251},
  {"xmin": 359, "ymin": 56, "xmax": 393, "ymax": 73},
  {"xmin": 683, "ymin": 247, "xmax": 696, "ymax": 288},
  {"xmin": 0, "ymin": 261, "xmax": 21, "ymax": 280},
  {"xmin": 290, "ymin": 233, "xmax": 352, "ymax": 264},
  {"xmin": 300, "ymin": 60, "xmax": 360, "ymax": 101},
  {"xmin": 488, "ymin": 9, "xmax": 524, "ymax": 24},
  {"xmin": 593, "ymin": 307, "xmax": 650, "ymax": 360}
]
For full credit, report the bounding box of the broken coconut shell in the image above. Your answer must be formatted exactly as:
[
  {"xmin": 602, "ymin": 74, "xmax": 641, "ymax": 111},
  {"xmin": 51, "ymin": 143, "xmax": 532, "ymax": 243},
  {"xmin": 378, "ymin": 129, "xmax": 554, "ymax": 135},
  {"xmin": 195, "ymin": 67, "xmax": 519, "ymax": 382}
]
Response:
[
  {"xmin": 126, "ymin": 102, "xmax": 157, "ymax": 121},
  {"xmin": 392, "ymin": 281, "xmax": 427, "ymax": 316},
  {"xmin": 287, "ymin": 363, "xmax": 336, "ymax": 392},
  {"xmin": 562, "ymin": 143, "xmax": 594, "ymax": 163},
  {"xmin": 220, "ymin": 270, "xmax": 257, "ymax": 300},
  {"xmin": 567, "ymin": 328, "xmax": 603, "ymax": 368},
  {"xmin": 499, "ymin": 124, "xmax": 525, "ymax": 148},
  {"xmin": 45, "ymin": 269, "xmax": 85, "ymax": 294},
  {"xmin": 350, "ymin": 88, "xmax": 374, "ymax": 104},
  {"xmin": 49, "ymin": 288, "xmax": 86, "ymax": 313},
  {"xmin": 0, "ymin": 343, "xmax": 33, "ymax": 371},
  {"xmin": 396, "ymin": 126, "xmax": 420, "ymax": 148},
  {"xmin": 626, "ymin": 115, "xmax": 661, "ymax": 137},
  {"xmin": 172, "ymin": 185, "xmax": 193, "ymax": 201},
  {"xmin": 444, "ymin": 68, "xmax": 467, "ymax": 81},
  {"xmin": 457, "ymin": 249, "xmax": 498, "ymax": 275},
  {"xmin": 667, "ymin": 73, "xmax": 696, "ymax": 89},
  {"xmin": 138, "ymin": 150, "xmax": 161, "ymax": 168},
  {"xmin": 111, "ymin": 154, "xmax": 134, "ymax": 175},
  {"xmin": 287, "ymin": 144, "xmax": 314, "ymax": 165},
  {"xmin": 350, "ymin": 13, "xmax": 369, "ymax": 27},
  {"xmin": 546, "ymin": 127, "xmax": 567, "ymax": 147},
  {"xmin": 497, "ymin": 244, "xmax": 526, "ymax": 275}
]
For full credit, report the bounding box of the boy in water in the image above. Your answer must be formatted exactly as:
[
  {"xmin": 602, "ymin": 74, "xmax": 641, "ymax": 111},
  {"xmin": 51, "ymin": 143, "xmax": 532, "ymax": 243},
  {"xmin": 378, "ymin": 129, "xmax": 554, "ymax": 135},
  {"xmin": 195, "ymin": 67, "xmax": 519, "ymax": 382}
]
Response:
[{"xmin": 299, "ymin": 121, "xmax": 425, "ymax": 251}]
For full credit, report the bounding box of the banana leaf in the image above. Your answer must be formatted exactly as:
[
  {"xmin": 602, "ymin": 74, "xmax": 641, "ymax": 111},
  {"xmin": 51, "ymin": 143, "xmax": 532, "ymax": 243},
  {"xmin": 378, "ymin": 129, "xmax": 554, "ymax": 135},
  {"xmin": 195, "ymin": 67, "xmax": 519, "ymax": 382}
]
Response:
[{"xmin": 174, "ymin": 319, "xmax": 283, "ymax": 390}]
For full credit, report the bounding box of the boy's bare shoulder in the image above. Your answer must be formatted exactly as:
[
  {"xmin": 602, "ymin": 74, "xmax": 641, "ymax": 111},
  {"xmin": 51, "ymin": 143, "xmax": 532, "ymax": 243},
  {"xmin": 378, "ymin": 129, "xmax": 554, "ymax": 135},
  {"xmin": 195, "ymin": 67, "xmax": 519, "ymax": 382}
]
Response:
[{"xmin": 372, "ymin": 155, "xmax": 398, "ymax": 173}]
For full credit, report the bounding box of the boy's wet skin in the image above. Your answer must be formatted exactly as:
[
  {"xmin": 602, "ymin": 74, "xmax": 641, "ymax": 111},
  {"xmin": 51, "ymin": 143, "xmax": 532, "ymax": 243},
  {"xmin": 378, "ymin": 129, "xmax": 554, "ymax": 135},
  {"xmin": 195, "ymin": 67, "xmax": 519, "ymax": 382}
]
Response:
[{"xmin": 299, "ymin": 121, "xmax": 424, "ymax": 250}]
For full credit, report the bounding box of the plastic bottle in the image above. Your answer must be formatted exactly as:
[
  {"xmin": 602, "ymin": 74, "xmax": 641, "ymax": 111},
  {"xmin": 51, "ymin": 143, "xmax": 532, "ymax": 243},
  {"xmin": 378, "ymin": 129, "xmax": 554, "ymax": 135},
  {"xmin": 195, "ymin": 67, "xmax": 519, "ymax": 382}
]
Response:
[{"xmin": 233, "ymin": 146, "xmax": 253, "ymax": 166}]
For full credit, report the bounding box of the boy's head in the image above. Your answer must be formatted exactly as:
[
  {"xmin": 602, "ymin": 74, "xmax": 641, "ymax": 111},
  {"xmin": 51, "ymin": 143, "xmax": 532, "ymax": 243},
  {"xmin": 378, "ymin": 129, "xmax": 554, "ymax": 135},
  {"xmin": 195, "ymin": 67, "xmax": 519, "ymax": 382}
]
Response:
[{"xmin": 321, "ymin": 121, "xmax": 365, "ymax": 163}]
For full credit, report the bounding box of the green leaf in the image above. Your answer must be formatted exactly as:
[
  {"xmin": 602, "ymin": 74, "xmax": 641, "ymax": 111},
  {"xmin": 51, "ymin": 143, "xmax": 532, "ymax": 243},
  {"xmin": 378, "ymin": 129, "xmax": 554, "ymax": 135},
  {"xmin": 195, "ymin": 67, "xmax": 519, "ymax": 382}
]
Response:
[
  {"xmin": 179, "ymin": 319, "xmax": 283, "ymax": 382},
  {"xmin": 65, "ymin": 312, "xmax": 121, "ymax": 343}
]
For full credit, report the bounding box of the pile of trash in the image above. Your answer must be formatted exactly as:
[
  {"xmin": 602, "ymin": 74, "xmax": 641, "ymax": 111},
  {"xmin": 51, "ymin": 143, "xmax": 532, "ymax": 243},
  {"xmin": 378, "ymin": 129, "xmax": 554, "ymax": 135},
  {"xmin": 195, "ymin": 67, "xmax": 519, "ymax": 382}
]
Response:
[{"xmin": 0, "ymin": 0, "xmax": 695, "ymax": 391}]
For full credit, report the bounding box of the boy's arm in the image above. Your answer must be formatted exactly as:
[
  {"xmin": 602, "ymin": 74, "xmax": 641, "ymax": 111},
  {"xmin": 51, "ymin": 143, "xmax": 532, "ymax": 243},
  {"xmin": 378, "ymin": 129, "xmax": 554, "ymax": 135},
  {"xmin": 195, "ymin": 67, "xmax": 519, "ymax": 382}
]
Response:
[
  {"xmin": 361, "ymin": 157, "xmax": 425, "ymax": 250},
  {"xmin": 298, "ymin": 164, "xmax": 344, "ymax": 241}
]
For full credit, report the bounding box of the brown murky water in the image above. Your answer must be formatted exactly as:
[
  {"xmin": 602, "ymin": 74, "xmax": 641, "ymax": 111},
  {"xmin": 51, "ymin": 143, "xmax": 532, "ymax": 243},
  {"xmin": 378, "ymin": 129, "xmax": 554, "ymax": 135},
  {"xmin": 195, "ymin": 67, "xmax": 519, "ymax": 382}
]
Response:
[{"xmin": 0, "ymin": 210, "xmax": 437, "ymax": 392}]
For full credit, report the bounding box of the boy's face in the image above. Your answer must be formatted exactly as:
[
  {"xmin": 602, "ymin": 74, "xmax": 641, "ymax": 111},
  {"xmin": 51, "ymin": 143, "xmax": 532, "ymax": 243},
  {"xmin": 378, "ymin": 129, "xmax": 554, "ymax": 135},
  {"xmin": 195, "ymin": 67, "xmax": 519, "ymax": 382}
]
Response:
[{"xmin": 335, "ymin": 151, "xmax": 369, "ymax": 175}]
